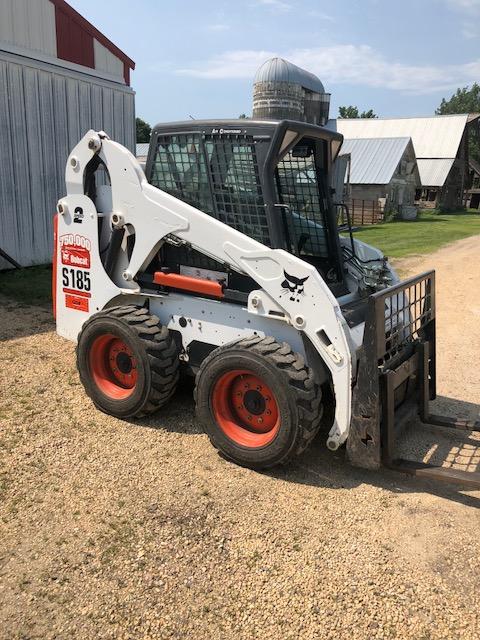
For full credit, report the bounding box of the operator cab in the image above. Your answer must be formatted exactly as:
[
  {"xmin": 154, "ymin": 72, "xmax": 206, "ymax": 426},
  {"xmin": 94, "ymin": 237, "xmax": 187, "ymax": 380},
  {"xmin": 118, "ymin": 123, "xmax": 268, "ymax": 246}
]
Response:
[{"xmin": 143, "ymin": 119, "xmax": 347, "ymax": 298}]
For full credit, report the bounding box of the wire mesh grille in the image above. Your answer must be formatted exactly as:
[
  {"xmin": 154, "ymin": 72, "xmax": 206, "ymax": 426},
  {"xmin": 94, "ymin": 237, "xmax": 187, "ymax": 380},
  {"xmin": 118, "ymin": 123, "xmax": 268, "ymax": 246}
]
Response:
[
  {"xmin": 204, "ymin": 136, "xmax": 270, "ymax": 246},
  {"xmin": 150, "ymin": 133, "xmax": 270, "ymax": 246},
  {"xmin": 276, "ymin": 150, "xmax": 329, "ymax": 258},
  {"xmin": 150, "ymin": 134, "xmax": 212, "ymax": 213},
  {"xmin": 376, "ymin": 273, "xmax": 435, "ymax": 366}
]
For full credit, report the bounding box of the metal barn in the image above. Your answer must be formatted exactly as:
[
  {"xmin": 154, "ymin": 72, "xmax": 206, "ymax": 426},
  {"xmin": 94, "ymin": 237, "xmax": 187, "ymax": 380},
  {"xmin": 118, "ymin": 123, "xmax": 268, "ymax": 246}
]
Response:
[
  {"xmin": 328, "ymin": 114, "xmax": 480, "ymax": 210},
  {"xmin": 0, "ymin": 0, "xmax": 135, "ymax": 269}
]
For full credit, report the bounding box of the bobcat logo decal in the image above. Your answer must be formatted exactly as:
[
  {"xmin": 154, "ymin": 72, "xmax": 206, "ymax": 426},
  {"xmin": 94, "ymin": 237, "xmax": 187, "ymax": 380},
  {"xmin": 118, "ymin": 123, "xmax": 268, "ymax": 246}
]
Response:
[{"xmin": 281, "ymin": 271, "xmax": 309, "ymax": 302}]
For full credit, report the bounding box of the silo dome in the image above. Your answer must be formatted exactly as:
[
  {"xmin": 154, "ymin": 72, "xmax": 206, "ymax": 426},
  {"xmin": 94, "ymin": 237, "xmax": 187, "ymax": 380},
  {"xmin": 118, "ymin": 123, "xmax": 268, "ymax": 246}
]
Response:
[
  {"xmin": 252, "ymin": 57, "xmax": 331, "ymax": 126},
  {"xmin": 254, "ymin": 58, "xmax": 326, "ymax": 94}
]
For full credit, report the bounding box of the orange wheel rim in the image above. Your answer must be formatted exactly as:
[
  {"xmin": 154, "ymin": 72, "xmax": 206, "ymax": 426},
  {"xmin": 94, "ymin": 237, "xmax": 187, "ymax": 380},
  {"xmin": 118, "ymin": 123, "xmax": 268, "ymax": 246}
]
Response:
[
  {"xmin": 89, "ymin": 333, "xmax": 138, "ymax": 399},
  {"xmin": 211, "ymin": 369, "xmax": 280, "ymax": 447}
]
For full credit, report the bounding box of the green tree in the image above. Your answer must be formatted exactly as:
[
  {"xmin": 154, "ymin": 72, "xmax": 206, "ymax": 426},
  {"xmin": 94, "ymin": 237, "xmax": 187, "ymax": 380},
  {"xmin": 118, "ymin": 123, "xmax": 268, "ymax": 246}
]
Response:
[
  {"xmin": 338, "ymin": 106, "xmax": 377, "ymax": 119},
  {"xmin": 136, "ymin": 117, "xmax": 151, "ymax": 143},
  {"xmin": 436, "ymin": 83, "xmax": 480, "ymax": 162},
  {"xmin": 238, "ymin": 113, "xmax": 249, "ymax": 119}
]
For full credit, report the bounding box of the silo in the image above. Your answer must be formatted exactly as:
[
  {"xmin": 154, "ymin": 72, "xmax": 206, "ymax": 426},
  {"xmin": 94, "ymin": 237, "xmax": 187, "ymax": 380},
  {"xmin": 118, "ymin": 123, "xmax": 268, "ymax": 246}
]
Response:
[{"xmin": 252, "ymin": 58, "xmax": 330, "ymax": 125}]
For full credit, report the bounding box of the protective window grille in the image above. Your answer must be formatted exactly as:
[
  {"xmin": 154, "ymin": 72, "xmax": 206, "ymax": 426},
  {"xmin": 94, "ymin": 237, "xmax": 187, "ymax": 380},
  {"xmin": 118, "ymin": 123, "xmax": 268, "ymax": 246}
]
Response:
[
  {"xmin": 379, "ymin": 275, "xmax": 434, "ymax": 366},
  {"xmin": 150, "ymin": 134, "xmax": 213, "ymax": 214},
  {"xmin": 204, "ymin": 136, "xmax": 270, "ymax": 246},
  {"xmin": 276, "ymin": 151, "xmax": 329, "ymax": 258}
]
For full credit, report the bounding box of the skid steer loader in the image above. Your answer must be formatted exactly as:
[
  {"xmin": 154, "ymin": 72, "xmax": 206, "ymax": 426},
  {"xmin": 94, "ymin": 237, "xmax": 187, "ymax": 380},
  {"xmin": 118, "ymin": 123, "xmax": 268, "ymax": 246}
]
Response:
[{"xmin": 53, "ymin": 120, "xmax": 480, "ymax": 486}]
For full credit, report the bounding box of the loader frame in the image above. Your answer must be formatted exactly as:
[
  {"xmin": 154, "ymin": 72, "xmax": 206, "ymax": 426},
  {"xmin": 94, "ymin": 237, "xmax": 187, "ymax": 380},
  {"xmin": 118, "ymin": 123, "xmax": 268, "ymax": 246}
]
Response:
[{"xmin": 347, "ymin": 271, "xmax": 480, "ymax": 488}]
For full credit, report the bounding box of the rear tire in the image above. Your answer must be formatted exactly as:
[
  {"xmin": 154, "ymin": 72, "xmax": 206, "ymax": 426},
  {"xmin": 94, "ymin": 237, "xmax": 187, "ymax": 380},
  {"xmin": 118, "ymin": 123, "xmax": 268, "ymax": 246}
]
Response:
[
  {"xmin": 76, "ymin": 305, "xmax": 179, "ymax": 418},
  {"xmin": 195, "ymin": 335, "xmax": 323, "ymax": 469}
]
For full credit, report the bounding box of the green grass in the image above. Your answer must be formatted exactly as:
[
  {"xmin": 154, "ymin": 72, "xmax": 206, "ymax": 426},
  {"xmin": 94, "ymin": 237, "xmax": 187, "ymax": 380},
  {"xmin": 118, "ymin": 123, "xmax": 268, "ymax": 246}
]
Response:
[
  {"xmin": 352, "ymin": 210, "xmax": 480, "ymax": 259},
  {"xmin": 0, "ymin": 264, "xmax": 52, "ymax": 306}
]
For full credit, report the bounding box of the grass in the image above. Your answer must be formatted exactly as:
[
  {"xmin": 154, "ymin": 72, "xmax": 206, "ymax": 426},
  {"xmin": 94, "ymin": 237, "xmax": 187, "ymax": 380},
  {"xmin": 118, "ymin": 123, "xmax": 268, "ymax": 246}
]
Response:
[
  {"xmin": 0, "ymin": 264, "xmax": 52, "ymax": 306},
  {"xmin": 352, "ymin": 210, "xmax": 480, "ymax": 259}
]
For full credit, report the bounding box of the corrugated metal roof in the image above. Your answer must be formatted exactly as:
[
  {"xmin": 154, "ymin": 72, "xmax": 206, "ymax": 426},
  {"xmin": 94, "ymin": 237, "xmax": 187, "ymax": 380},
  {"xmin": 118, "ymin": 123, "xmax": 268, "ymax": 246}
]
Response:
[
  {"xmin": 136, "ymin": 143, "xmax": 149, "ymax": 158},
  {"xmin": 327, "ymin": 114, "xmax": 470, "ymax": 159},
  {"xmin": 339, "ymin": 137, "xmax": 411, "ymax": 184},
  {"xmin": 416, "ymin": 159, "xmax": 455, "ymax": 186},
  {"xmin": 254, "ymin": 57, "xmax": 325, "ymax": 93}
]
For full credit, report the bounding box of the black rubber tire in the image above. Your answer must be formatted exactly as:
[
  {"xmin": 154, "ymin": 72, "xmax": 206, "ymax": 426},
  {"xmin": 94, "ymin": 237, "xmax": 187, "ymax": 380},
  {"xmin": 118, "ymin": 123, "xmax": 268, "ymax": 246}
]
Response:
[
  {"xmin": 76, "ymin": 305, "xmax": 179, "ymax": 418},
  {"xmin": 195, "ymin": 335, "xmax": 323, "ymax": 469}
]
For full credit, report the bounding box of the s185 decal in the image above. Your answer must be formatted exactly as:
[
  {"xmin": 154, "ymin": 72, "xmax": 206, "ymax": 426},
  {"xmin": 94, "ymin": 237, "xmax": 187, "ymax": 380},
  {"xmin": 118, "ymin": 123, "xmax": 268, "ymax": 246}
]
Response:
[{"xmin": 62, "ymin": 267, "xmax": 91, "ymax": 292}]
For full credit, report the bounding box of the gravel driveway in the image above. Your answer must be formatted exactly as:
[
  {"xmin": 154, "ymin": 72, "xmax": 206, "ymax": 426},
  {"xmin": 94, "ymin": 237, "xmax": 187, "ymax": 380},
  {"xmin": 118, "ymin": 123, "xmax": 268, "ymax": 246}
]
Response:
[{"xmin": 1, "ymin": 236, "xmax": 479, "ymax": 639}]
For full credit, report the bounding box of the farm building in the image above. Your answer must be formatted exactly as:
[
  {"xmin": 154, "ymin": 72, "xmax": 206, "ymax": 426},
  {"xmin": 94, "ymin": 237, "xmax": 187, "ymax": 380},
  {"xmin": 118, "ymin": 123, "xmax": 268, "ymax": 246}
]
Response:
[
  {"xmin": 0, "ymin": 0, "xmax": 135, "ymax": 269},
  {"xmin": 467, "ymin": 159, "xmax": 480, "ymax": 209},
  {"xmin": 328, "ymin": 114, "xmax": 480, "ymax": 210},
  {"xmin": 338, "ymin": 137, "xmax": 420, "ymax": 220},
  {"xmin": 253, "ymin": 57, "xmax": 331, "ymax": 126},
  {"xmin": 136, "ymin": 143, "xmax": 150, "ymax": 169}
]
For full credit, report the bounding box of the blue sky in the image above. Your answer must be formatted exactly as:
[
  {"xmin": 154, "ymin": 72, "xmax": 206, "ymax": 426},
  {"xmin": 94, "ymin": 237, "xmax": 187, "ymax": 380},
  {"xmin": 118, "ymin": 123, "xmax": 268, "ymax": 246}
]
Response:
[{"xmin": 69, "ymin": 0, "xmax": 480, "ymax": 126}]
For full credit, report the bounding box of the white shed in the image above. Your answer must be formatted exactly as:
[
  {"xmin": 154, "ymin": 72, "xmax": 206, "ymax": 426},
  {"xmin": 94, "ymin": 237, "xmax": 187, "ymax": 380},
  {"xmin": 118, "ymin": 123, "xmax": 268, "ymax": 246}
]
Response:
[{"xmin": 0, "ymin": 0, "xmax": 135, "ymax": 268}]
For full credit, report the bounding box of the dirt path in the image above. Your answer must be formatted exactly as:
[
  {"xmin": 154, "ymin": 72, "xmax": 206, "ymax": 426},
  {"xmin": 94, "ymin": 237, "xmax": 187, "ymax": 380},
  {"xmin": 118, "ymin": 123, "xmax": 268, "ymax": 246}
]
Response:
[{"xmin": 1, "ymin": 237, "xmax": 479, "ymax": 640}]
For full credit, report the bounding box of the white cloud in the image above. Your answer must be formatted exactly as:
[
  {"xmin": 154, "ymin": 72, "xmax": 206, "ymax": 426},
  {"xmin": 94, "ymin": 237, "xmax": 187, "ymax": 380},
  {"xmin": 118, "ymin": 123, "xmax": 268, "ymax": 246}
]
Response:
[
  {"xmin": 308, "ymin": 9, "xmax": 335, "ymax": 21},
  {"xmin": 255, "ymin": 0, "xmax": 292, "ymax": 12},
  {"xmin": 444, "ymin": 0, "xmax": 480, "ymax": 9},
  {"xmin": 207, "ymin": 23, "xmax": 230, "ymax": 31},
  {"xmin": 176, "ymin": 44, "xmax": 480, "ymax": 94}
]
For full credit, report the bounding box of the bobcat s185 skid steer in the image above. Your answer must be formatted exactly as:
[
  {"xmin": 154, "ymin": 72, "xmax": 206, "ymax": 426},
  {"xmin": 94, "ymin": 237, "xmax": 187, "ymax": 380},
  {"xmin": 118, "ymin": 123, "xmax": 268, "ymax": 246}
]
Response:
[{"xmin": 53, "ymin": 120, "xmax": 480, "ymax": 486}]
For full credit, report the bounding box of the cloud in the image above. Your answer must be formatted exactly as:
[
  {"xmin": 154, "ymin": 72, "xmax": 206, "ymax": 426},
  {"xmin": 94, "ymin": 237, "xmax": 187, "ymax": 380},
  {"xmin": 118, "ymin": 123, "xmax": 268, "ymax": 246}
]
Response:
[
  {"xmin": 207, "ymin": 23, "xmax": 230, "ymax": 31},
  {"xmin": 255, "ymin": 0, "xmax": 292, "ymax": 11},
  {"xmin": 307, "ymin": 10, "xmax": 335, "ymax": 21},
  {"xmin": 444, "ymin": 0, "xmax": 480, "ymax": 9},
  {"xmin": 176, "ymin": 44, "xmax": 480, "ymax": 94}
]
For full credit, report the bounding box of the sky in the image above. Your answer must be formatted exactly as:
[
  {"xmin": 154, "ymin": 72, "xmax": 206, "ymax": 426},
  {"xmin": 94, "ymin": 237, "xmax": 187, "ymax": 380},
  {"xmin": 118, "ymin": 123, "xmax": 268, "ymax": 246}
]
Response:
[{"xmin": 68, "ymin": 0, "xmax": 480, "ymax": 126}]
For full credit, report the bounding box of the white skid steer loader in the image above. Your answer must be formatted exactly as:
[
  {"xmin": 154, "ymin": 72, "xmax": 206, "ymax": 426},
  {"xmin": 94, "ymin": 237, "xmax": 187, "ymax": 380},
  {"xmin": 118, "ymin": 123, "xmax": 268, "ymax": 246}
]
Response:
[{"xmin": 54, "ymin": 121, "xmax": 480, "ymax": 486}]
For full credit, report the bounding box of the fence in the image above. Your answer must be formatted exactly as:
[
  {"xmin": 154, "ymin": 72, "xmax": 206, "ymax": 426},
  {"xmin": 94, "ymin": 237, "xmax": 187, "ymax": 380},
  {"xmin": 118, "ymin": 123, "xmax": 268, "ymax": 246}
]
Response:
[{"xmin": 338, "ymin": 199, "xmax": 385, "ymax": 226}]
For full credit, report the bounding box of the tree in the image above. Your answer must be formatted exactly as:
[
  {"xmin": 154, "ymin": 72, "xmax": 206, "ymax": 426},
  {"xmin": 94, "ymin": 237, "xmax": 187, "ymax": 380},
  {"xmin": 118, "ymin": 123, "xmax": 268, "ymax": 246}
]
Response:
[
  {"xmin": 238, "ymin": 113, "xmax": 249, "ymax": 119},
  {"xmin": 136, "ymin": 117, "xmax": 151, "ymax": 143},
  {"xmin": 338, "ymin": 106, "xmax": 377, "ymax": 119},
  {"xmin": 436, "ymin": 83, "xmax": 480, "ymax": 163}
]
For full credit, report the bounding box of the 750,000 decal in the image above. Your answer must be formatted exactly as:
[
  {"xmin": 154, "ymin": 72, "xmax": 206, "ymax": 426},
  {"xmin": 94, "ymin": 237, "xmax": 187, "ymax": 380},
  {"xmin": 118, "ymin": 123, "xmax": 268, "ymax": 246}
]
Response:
[{"xmin": 59, "ymin": 234, "xmax": 92, "ymax": 312}]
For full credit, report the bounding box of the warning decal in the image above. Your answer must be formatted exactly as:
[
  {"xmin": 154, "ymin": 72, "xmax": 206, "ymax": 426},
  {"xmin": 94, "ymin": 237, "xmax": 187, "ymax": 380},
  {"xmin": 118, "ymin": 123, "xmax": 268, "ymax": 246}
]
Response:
[{"xmin": 65, "ymin": 294, "xmax": 89, "ymax": 313}]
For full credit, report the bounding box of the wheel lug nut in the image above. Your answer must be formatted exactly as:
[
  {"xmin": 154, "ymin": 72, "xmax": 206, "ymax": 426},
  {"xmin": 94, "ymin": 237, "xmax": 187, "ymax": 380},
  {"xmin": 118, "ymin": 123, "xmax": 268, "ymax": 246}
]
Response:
[
  {"xmin": 258, "ymin": 418, "xmax": 263, "ymax": 424},
  {"xmin": 266, "ymin": 410, "xmax": 271, "ymax": 415},
  {"xmin": 247, "ymin": 415, "xmax": 252, "ymax": 420}
]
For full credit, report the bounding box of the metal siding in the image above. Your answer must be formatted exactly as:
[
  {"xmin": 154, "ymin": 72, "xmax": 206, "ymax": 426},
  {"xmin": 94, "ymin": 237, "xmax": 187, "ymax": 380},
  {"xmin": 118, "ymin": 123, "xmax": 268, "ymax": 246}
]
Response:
[
  {"xmin": 328, "ymin": 115, "xmax": 469, "ymax": 160},
  {"xmin": 94, "ymin": 39, "xmax": 124, "ymax": 81},
  {"xmin": 0, "ymin": 61, "xmax": 18, "ymax": 262},
  {"xmin": 340, "ymin": 137, "xmax": 411, "ymax": 184},
  {"xmin": 0, "ymin": 50, "xmax": 135, "ymax": 269},
  {"xmin": 0, "ymin": 0, "xmax": 56, "ymax": 57},
  {"xmin": 416, "ymin": 159, "xmax": 455, "ymax": 187}
]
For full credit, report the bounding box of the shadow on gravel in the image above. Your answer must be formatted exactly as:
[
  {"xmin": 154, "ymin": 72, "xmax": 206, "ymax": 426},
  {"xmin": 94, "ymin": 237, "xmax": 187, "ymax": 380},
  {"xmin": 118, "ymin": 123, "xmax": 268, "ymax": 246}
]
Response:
[
  {"xmin": 0, "ymin": 300, "xmax": 54, "ymax": 342},
  {"xmin": 126, "ymin": 386, "xmax": 480, "ymax": 508},
  {"xmin": 268, "ymin": 395, "xmax": 480, "ymax": 509}
]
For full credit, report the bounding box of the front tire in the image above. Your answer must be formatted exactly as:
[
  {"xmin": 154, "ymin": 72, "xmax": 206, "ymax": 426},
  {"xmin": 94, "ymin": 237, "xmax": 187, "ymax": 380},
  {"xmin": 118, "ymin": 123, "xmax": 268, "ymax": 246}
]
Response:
[
  {"xmin": 76, "ymin": 305, "xmax": 179, "ymax": 418},
  {"xmin": 195, "ymin": 336, "xmax": 323, "ymax": 469}
]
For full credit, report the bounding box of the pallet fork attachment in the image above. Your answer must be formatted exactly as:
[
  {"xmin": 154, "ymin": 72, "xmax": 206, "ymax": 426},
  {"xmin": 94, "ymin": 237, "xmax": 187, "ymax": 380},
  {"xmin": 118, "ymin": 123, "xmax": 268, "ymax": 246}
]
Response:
[{"xmin": 347, "ymin": 271, "xmax": 480, "ymax": 489}]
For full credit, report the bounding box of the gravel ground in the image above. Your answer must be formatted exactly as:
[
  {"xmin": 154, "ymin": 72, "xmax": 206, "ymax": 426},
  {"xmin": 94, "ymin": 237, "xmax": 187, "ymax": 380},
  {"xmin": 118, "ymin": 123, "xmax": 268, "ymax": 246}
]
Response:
[{"xmin": 1, "ymin": 236, "xmax": 479, "ymax": 640}]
